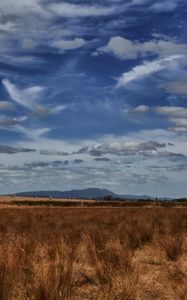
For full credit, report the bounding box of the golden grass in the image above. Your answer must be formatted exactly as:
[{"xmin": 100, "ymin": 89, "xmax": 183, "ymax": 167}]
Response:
[{"xmin": 0, "ymin": 207, "xmax": 186, "ymax": 299}]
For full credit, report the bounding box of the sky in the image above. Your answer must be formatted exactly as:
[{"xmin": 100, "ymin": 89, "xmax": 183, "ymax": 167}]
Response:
[{"xmin": 0, "ymin": 0, "xmax": 187, "ymax": 197}]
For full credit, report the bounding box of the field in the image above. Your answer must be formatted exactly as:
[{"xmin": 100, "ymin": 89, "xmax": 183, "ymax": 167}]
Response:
[
  {"xmin": 0, "ymin": 205, "xmax": 186, "ymax": 299},
  {"xmin": 0, "ymin": 195, "xmax": 186, "ymax": 208}
]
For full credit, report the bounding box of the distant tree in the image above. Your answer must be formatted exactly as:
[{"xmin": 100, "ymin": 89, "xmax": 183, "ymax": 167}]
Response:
[{"xmin": 103, "ymin": 195, "xmax": 113, "ymax": 201}]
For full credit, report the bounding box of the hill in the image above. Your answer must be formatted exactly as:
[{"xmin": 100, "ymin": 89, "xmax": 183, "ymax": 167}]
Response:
[{"xmin": 15, "ymin": 188, "xmax": 117, "ymax": 199}]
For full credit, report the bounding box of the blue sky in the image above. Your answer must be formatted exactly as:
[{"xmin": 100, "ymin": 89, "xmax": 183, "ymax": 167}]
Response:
[{"xmin": 0, "ymin": 0, "xmax": 187, "ymax": 196}]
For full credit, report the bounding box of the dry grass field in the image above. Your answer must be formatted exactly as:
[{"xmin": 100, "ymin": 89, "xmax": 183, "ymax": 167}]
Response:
[
  {"xmin": 0, "ymin": 206, "xmax": 186, "ymax": 300},
  {"xmin": 0, "ymin": 195, "xmax": 97, "ymax": 204}
]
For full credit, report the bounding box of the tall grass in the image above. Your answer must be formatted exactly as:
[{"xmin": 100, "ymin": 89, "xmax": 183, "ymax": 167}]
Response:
[{"xmin": 0, "ymin": 207, "xmax": 186, "ymax": 299}]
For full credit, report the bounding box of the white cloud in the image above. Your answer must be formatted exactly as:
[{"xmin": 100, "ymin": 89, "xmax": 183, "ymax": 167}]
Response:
[
  {"xmin": 2, "ymin": 79, "xmax": 45, "ymax": 110},
  {"xmin": 52, "ymin": 38, "xmax": 86, "ymax": 52},
  {"xmin": 155, "ymin": 106, "xmax": 187, "ymax": 118},
  {"xmin": 155, "ymin": 106, "xmax": 187, "ymax": 132},
  {"xmin": 133, "ymin": 105, "xmax": 150, "ymax": 113},
  {"xmin": 97, "ymin": 37, "xmax": 138, "ymax": 59},
  {"xmin": 133, "ymin": 105, "xmax": 187, "ymax": 132},
  {"xmin": 116, "ymin": 55, "xmax": 183, "ymax": 87},
  {"xmin": 77, "ymin": 141, "xmax": 166, "ymax": 156},
  {"xmin": 169, "ymin": 118, "xmax": 187, "ymax": 127},
  {"xmin": 160, "ymin": 77, "xmax": 187, "ymax": 95},
  {"xmin": 97, "ymin": 36, "xmax": 187, "ymax": 60},
  {"xmin": 49, "ymin": 3, "xmax": 118, "ymax": 18},
  {"xmin": 170, "ymin": 127, "xmax": 187, "ymax": 133},
  {"xmin": 133, "ymin": 105, "xmax": 187, "ymax": 119},
  {"xmin": 51, "ymin": 104, "xmax": 67, "ymax": 114}
]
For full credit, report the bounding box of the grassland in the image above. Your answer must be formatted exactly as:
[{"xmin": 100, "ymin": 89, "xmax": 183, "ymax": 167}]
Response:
[
  {"xmin": 0, "ymin": 195, "xmax": 186, "ymax": 208},
  {"xmin": 0, "ymin": 205, "xmax": 186, "ymax": 299}
]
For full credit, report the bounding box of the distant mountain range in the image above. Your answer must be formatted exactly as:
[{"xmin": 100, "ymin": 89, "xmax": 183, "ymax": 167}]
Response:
[{"xmin": 14, "ymin": 188, "xmax": 156, "ymax": 200}]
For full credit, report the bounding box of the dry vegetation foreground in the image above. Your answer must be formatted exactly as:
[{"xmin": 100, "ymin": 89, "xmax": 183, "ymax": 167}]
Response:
[{"xmin": 0, "ymin": 207, "xmax": 186, "ymax": 300}]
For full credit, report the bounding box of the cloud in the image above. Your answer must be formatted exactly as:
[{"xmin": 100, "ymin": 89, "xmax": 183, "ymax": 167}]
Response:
[
  {"xmin": 23, "ymin": 160, "xmax": 70, "ymax": 169},
  {"xmin": 2, "ymin": 79, "xmax": 45, "ymax": 110},
  {"xmin": 170, "ymin": 127, "xmax": 187, "ymax": 133},
  {"xmin": 2, "ymin": 80, "xmax": 67, "ymax": 121},
  {"xmin": 30, "ymin": 104, "xmax": 67, "ymax": 118},
  {"xmin": 77, "ymin": 141, "xmax": 166, "ymax": 156},
  {"xmin": 0, "ymin": 0, "xmax": 46, "ymax": 17},
  {"xmin": 150, "ymin": 1, "xmax": 178, "ymax": 12},
  {"xmin": 29, "ymin": 106, "xmax": 51, "ymax": 118},
  {"xmin": 133, "ymin": 105, "xmax": 150, "ymax": 113},
  {"xmin": 96, "ymin": 36, "xmax": 187, "ymax": 60},
  {"xmin": 15, "ymin": 126, "xmax": 51, "ymax": 140},
  {"xmin": 39, "ymin": 150, "xmax": 69, "ymax": 156},
  {"xmin": 147, "ymin": 163, "xmax": 187, "ymax": 173},
  {"xmin": 0, "ymin": 145, "xmax": 36, "ymax": 154},
  {"xmin": 142, "ymin": 150, "xmax": 186, "ymax": 161},
  {"xmin": 155, "ymin": 106, "xmax": 187, "ymax": 132},
  {"xmin": 21, "ymin": 38, "xmax": 37, "ymax": 50},
  {"xmin": 24, "ymin": 161, "xmax": 50, "ymax": 168},
  {"xmin": 169, "ymin": 118, "xmax": 187, "ymax": 128},
  {"xmin": 128, "ymin": 172, "xmax": 168, "ymax": 184},
  {"xmin": 21, "ymin": 159, "xmax": 71, "ymax": 170},
  {"xmin": 51, "ymin": 105, "xmax": 67, "ymax": 114},
  {"xmin": 96, "ymin": 37, "xmax": 138, "ymax": 59},
  {"xmin": 160, "ymin": 77, "xmax": 187, "ymax": 95},
  {"xmin": 49, "ymin": 3, "xmax": 119, "ymax": 18},
  {"xmin": 94, "ymin": 158, "xmax": 111, "ymax": 162},
  {"xmin": 155, "ymin": 106, "xmax": 187, "ymax": 118},
  {"xmin": 52, "ymin": 38, "xmax": 86, "ymax": 52},
  {"xmin": 0, "ymin": 101, "xmax": 14, "ymax": 111},
  {"xmin": 133, "ymin": 105, "xmax": 187, "ymax": 118},
  {"xmin": 73, "ymin": 159, "xmax": 84, "ymax": 164},
  {"xmin": 133, "ymin": 105, "xmax": 187, "ymax": 132},
  {"xmin": 0, "ymin": 55, "xmax": 45, "ymax": 68},
  {"xmin": 0, "ymin": 21, "xmax": 16, "ymax": 33},
  {"xmin": 116, "ymin": 55, "xmax": 183, "ymax": 87},
  {"xmin": 0, "ymin": 116, "xmax": 26, "ymax": 126}
]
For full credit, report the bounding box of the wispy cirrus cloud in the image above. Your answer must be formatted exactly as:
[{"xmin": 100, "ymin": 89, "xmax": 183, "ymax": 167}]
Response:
[
  {"xmin": 16, "ymin": 126, "xmax": 51, "ymax": 141},
  {"xmin": 2, "ymin": 79, "xmax": 67, "ymax": 120},
  {"xmin": 116, "ymin": 55, "xmax": 183, "ymax": 87},
  {"xmin": 29, "ymin": 104, "xmax": 67, "ymax": 118},
  {"xmin": 2, "ymin": 79, "xmax": 45, "ymax": 110}
]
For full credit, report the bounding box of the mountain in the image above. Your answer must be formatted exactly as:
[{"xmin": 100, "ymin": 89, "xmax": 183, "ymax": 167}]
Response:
[
  {"xmin": 119, "ymin": 194, "xmax": 155, "ymax": 200},
  {"xmin": 15, "ymin": 188, "xmax": 117, "ymax": 199}
]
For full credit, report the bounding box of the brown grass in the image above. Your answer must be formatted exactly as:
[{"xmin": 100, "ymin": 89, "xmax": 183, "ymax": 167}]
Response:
[{"xmin": 0, "ymin": 207, "xmax": 186, "ymax": 299}]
